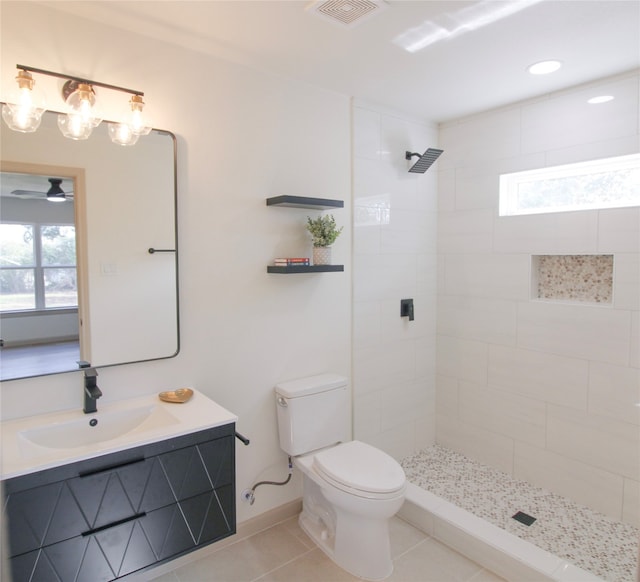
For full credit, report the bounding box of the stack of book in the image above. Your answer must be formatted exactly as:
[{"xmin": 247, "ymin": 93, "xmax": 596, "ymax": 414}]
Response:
[{"xmin": 273, "ymin": 257, "xmax": 310, "ymax": 266}]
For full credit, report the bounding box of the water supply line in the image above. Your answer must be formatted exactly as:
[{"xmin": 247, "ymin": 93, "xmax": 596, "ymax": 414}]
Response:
[{"xmin": 244, "ymin": 456, "xmax": 293, "ymax": 505}]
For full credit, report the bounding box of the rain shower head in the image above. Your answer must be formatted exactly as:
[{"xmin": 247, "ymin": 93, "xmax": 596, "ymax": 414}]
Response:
[{"xmin": 405, "ymin": 148, "xmax": 444, "ymax": 173}]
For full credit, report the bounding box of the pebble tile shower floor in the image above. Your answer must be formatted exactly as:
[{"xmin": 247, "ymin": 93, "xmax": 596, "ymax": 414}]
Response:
[{"xmin": 401, "ymin": 445, "xmax": 639, "ymax": 582}]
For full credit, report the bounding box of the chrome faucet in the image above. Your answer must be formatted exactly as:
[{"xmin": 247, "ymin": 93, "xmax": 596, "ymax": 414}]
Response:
[{"xmin": 83, "ymin": 368, "xmax": 102, "ymax": 414}]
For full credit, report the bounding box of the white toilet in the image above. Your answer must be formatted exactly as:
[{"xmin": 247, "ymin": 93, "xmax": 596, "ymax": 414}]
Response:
[{"xmin": 275, "ymin": 373, "xmax": 406, "ymax": 581}]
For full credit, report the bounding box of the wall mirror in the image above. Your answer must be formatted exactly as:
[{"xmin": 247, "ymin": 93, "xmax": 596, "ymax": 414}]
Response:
[{"xmin": 0, "ymin": 110, "xmax": 179, "ymax": 381}]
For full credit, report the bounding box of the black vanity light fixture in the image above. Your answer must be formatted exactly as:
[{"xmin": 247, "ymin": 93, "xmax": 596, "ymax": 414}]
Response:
[{"xmin": 2, "ymin": 64, "xmax": 151, "ymax": 146}]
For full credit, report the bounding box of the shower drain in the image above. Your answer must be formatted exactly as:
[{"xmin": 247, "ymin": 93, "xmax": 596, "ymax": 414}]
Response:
[{"xmin": 512, "ymin": 511, "xmax": 537, "ymax": 526}]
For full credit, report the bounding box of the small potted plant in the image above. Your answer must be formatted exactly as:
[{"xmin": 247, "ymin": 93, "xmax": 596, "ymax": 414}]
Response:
[{"xmin": 306, "ymin": 214, "xmax": 343, "ymax": 265}]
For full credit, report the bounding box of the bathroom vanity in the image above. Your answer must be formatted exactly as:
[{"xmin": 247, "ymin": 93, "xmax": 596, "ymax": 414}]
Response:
[{"xmin": 1, "ymin": 390, "xmax": 237, "ymax": 581}]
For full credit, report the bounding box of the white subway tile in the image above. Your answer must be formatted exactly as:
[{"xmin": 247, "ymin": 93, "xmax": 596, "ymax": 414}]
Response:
[
  {"xmin": 439, "ymin": 108, "xmax": 521, "ymax": 167},
  {"xmin": 380, "ymin": 297, "xmax": 430, "ymax": 342},
  {"xmin": 488, "ymin": 344, "xmax": 588, "ymax": 410},
  {"xmin": 390, "ymin": 172, "xmax": 438, "ymax": 212},
  {"xmin": 353, "ymin": 339, "xmax": 416, "ymax": 394},
  {"xmin": 453, "ymin": 154, "xmax": 544, "ymax": 212},
  {"xmin": 613, "ymin": 253, "xmax": 640, "ymax": 311},
  {"xmin": 436, "ymin": 375, "xmax": 459, "ymax": 418},
  {"xmin": 367, "ymin": 423, "xmax": 416, "ymax": 460},
  {"xmin": 546, "ymin": 404, "xmax": 640, "ymax": 480},
  {"xmin": 415, "ymin": 335, "xmax": 437, "ymax": 379},
  {"xmin": 453, "ymin": 166, "xmax": 500, "ymax": 211},
  {"xmin": 517, "ymin": 301, "xmax": 631, "ymax": 365},
  {"xmin": 438, "ymin": 168, "xmax": 456, "ymax": 212},
  {"xmin": 353, "ymin": 391, "xmax": 382, "ymax": 440},
  {"xmin": 493, "ymin": 211, "xmax": 599, "ymax": 254},
  {"xmin": 437, "ymin": 295, "xmax": 517, "ymax": 345},
  {"xmin": 413, "ymin": 411, "xmax": 436, "ymax": 450},
  {"xmin": 436, "ymin": 334, "xmax": 488, "ymax": 385},
  {"xmin": 443, "ymin": 253, "xmax": 530, "ymax": 300},
  {"xmin": 598, "ymin": 207, "xmax": 640, "ymax": 253},
  {"xmin": 353, "ymin": 253, "xmax": 417, "ymax": 301},
  {"xmin": 353, "ymin": 156, "xmax": 381, "ymax": 199},
  {"xmin": 545, "ymin": 134, "xmax": 640, "ymax": 168},
  {"xmin": 353, "ymin": 300, "xmax": 381, "ymax": 348},
  {"xmin": 438, "ymin": 209, "xmax": 494, "ymax": 253},
  {"xmin": 435, "ymin": 414, "xmax": 514, "ymax": 474},
  {"xmin": 353, "ymin": 221, "xmax": 381, "ymax": 255},
  {"xmin": 380, "ymin": 379, "xmax": 432, "ymax": 431},
  {"xmin": 380, "ymin": 112, "xmax": 435, "ymax": 169},
  {"xmin": 458, "ymin": 382, "xmax": 547, "ymax": 447},
  {"xmin": 353, "ymin": 106, "xmax": 380, "ymax": 160},
  {"xmin": 416, "ymin": 252, "xmax": 438, "ymax": 297},
  {"xmin": 588, "ymin": 361, "xmax": 640, "ymax": 425},
  {"xmin": 513, "ymin": 442, "xmax": 624, "ymax": 521},
  {"xmin": 521, "ymin": 76, "xmax": 639, "ymax": 153},
  {"xmin": 380, "ymin": 208, "xmax": 435, "ymax": 254},
  {"xmin": 631, "ymin": 311, "xmax": 640, "ymax": 368}
]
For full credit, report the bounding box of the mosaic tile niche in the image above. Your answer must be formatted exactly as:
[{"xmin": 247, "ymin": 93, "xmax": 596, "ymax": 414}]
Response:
[{"xmin": 532, "ymin": 254, "xmax": 614, "ymax": 304}]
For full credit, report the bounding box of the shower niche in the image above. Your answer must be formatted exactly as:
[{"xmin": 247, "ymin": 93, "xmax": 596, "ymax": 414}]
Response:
[
  {"xmin": 531, "ymin": 254, "xmax": 614, "ymax": 304},
  {"xmin": 266, "ymin": 196, "xmax": 344, "ymax": 274}
]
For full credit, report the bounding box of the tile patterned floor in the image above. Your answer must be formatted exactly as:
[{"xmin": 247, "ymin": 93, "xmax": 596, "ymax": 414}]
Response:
[
  {"xmin": 401, "ymin": 445, "xmax": 640, "ymax": 582},
  {"xmin": 147, "ymin": 515, "xmax": 506, "ymax": 582}
]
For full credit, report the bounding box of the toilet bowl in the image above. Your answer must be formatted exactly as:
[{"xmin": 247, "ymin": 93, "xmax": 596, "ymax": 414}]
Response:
[
  {"xmin": 275, "ymin": 374, "xmax": 407, "ymax": 581},
  {"xmin": 296, "ymin": 440, "xmax": 406, "ymax": 580}
]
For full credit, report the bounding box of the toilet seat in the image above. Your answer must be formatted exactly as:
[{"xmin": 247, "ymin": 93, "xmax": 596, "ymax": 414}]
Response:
[{"xmin": 312, "ymin": 440, "xmax": 406, "ymax": 499}]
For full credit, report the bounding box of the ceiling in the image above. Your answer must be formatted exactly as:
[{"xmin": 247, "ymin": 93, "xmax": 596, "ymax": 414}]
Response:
[
  {"xmin": 0, "ymin": 173, "xmax": 73, "ymax": 201},
  {"xmin": 34, "ymin": 0, "xmax": 640, "ymax": 122}
]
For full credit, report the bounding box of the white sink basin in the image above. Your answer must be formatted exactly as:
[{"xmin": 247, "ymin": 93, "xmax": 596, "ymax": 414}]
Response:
[
  {"xmin": 19, "ymin": 404, "xmax": 178, "ymax": 449},
  {"xmin": 1, "ymin": 389, "xmax": 238, "ymax": 480}
]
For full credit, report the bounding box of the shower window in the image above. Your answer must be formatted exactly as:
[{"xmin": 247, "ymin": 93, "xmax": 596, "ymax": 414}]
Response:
[{"xmin": 499, "ymin": 153, "xmax": 639, "ymax": 216}]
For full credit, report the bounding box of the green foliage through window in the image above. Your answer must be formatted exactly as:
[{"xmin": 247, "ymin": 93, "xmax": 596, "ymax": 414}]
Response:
[
  {"xmin": 500, "ymin": 153, "xmax": 639, "ymax": 216},
  {"xmin": 0, "ymin": 223, "xmax": 77, "ymax": 312}
]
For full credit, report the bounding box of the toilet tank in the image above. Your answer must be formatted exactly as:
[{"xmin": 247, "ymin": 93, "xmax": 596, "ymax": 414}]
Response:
[{"xmin": 275, "ymin": 373, "xmax": 349, "ymax": 456}]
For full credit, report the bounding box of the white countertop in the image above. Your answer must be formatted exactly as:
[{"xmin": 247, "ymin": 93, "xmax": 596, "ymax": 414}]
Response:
[{"xmin": 1, "ymin": 389, "xmax": 237, "ymax": 480}]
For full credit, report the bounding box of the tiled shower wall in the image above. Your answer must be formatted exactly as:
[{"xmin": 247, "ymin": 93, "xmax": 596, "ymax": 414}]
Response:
[
  {"xmin": 352, "ymin": 101, "xmax": 438, "ymax": 459},
  {"xmin": 436, "ymin": 70, "xmax": 640, "ymax": 526}
]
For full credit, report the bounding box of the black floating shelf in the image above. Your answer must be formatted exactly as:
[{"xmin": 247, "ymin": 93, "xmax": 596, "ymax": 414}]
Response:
[
  {"xmin": 266, "ymin": 195, "xmax": 344, "ymax": 209},
  {"xmin": 267, "ymin": 265, "xmax": 344, "ymax": 274}
]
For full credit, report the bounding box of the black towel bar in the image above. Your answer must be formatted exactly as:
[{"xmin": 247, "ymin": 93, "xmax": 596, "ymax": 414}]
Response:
[{"xmin": 235, "ymin": 431, "xmax": 250, "ymax": 446}]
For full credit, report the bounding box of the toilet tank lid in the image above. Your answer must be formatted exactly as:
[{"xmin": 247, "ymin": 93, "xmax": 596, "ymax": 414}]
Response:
[{"xmin": 275, "ymin": 373, "xmax": 347, "ymax": 398}]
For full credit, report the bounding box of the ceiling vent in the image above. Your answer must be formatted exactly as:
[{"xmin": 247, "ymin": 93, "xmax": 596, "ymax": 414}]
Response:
[{"xmin": 309, "ymin": 0, "xmax": 387, "ymax": 28}]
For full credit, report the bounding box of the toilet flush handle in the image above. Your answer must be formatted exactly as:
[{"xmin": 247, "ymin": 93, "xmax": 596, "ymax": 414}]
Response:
[{"xmin": 277, "ymin": 396, "xmax": 288, "ymax": 407}]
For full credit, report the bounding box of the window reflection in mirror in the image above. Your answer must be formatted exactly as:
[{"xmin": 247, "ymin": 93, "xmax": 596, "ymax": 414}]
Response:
[{"xmin": 0, "ymin": 168, "xmax": 88, "ymax": 380}]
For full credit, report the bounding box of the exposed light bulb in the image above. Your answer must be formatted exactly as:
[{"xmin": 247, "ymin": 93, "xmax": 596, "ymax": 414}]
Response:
[
  {"xmin": 58, "ymin": 82, "xmax": 102, "ymax": 140},
  {"xmin": 1, "ymin": 70, "xmax": 46, "ymax": 132},
  {"xmin": 107, "ymin": 94, "xmax": 150, "ymax": 145},
  {"xmin": 128, "ymin": 95, "xmax": 152, "ymax": 136},
  {"xmin": 57, "ymin": 112, "xmax": 94, "ymax": 140},
  {"xmin": 108, "ymin": 121, "xmax": 140, "ymax": 146}
]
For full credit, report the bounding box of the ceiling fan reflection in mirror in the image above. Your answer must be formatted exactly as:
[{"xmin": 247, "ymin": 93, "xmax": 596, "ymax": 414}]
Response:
[{"xmin": 11, "ymin": 177, "xmax": 74, "ymax": 202}]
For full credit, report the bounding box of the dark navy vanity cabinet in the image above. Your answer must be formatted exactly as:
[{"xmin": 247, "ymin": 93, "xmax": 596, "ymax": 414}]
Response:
[{"xmin": 3, "ymin": 423, "xmax": 236, "ymax": 581}]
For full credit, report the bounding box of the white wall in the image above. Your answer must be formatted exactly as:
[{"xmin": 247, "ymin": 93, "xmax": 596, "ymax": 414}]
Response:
[
  {"xmin": 352, "ymin": 101, "xmax": 438, "ymax": 459},
  {"xmin": 436, "ymin": 70, "xmax": 640, "ymax": 526},
  {"xmin": 0, "ymin": 2, "xmax": 351, "ymax": 524}
]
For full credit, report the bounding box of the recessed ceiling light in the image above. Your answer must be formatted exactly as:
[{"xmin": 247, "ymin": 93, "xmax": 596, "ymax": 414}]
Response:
[
  {"xmin": 587, "ymin": 95, "xmax": 615, "ymax": 104},
  {"xmin": 527, "ymin": 60, "xmax": 562, "ymax": 75}
]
